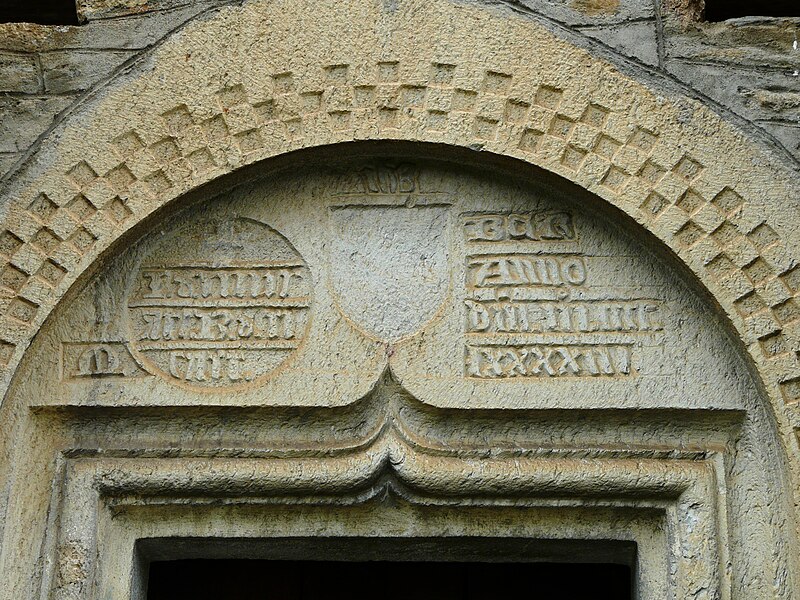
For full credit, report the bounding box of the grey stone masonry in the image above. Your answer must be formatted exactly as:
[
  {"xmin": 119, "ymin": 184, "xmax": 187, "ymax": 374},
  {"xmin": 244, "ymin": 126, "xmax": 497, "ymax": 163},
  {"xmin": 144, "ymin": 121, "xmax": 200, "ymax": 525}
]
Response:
[
  {"xmin": 663, "ymin": 15, "xmax": 800, "ymax": 159},
  {"xmin": 0, "ymin": 51, "xmax": 41, "ymax": 94},
  {"xmin": 0, "ymin": 1, "xmax": 220, "ymax": 180}
]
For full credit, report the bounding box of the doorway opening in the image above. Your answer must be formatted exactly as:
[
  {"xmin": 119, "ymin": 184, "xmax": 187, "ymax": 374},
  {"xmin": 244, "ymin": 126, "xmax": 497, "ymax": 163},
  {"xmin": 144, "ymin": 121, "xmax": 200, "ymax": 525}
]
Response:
[
  {"xmin": 139, "ymin": 536, "xmax": 637, "ymax": 600},
  {"xmin": 147, "ymin": 559, "xmax": 633, "ymax": 600}
]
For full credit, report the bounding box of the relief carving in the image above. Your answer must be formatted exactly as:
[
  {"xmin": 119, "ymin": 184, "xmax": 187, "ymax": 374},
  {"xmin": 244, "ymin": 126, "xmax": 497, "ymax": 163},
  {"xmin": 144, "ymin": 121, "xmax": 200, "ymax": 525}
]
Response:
[
  {"xmin": 125, "ymin": 218, "xmax": 312, "ymax": 388},
  {"xmin": 335, "ymin": 163, "xmax": 419, "ymax": 196},
  {"xmin": 466, "ymin": 344, "xmax": 632, "ymax": 378},
  {"xmin": 467, "ymin": 254, "xmax": 588, "ymax": 291},
  {"xmin": 465, "ymin": 300, "xmax": 663, "ymax": 334},
  {"xmin": 327, "ymin": 163, "xmax": 453, "ymax": 341},
  {"xmin": 464, "ymin": 211, "xmax": 577, "ymax": 242},
  {"xmin": 62, "ymin": 342, "xmax": 145, "ymax": 379},
  {"xmin": 463, "ymin": 211, "xmax": 663, "ymax": 379}
]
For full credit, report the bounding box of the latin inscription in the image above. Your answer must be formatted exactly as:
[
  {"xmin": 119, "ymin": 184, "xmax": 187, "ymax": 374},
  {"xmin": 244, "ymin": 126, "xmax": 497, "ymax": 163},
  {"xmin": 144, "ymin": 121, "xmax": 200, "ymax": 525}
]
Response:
[
  {"xmin": 126, "ymin": 219, "xmax": 312, "ymax": 388},
  {"xmin": 335, "ymin": 164, "xmax": 419, "ymax": 196},
  {"xmin": 466, "ymin": 344, "xmax": 632, "ymax": 378},
  {"xmin": 465, "ymin": 300, "xmax": 662, "ymax": 334},
  {"xmin": 62, "ymin": 342, "xmax": 146, "ymax": 380},
  {"xmin": 467, "ymin": 255, "xmax": 587, "ymax": 289},
  {"xmin": 133, "ymin": 308, "xmax": 301, "ymax": 345},
  {"xmin": 464, "ymin": 211, "xmax": 576, "ymax": 242},
  {"xmin": 166, "ymin": 350, "xmax": 259, "ymax": 383},
  {"xmin": 464, "ymin": 211, "xmax": 663, "ymax": 379},
  {"xmin": 132, "ymin": 266, "xmax": 306, "ymax": 303}
]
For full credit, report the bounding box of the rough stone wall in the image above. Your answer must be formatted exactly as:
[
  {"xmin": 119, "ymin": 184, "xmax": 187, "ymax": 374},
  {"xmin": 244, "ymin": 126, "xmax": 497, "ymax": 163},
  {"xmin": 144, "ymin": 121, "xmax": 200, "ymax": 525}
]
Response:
[
  {"xmin": 0, "ymin": 1, "xmax": 220, "ymax": 178},
  {"xmin": 1, "ymin": 0, "xmax": 796, "ymax": 180},
  {"xmin": 519, "ymin": 1, "xmax": 800, "ymax": 162}
]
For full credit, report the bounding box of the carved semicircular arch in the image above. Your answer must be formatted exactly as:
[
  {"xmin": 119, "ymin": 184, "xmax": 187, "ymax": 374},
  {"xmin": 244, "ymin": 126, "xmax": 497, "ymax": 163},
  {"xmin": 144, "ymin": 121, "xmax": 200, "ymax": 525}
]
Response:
[{"xmin": 1, "ymin": 0, "xmax": 800, "ymax": 548}]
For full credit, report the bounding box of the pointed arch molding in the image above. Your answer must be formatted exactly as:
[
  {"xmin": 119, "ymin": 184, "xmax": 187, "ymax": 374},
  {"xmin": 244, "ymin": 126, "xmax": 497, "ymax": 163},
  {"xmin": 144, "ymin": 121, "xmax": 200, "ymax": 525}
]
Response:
[{"xmin": 1, "ymin": 0, "xmax": 800, "ymax": 484}]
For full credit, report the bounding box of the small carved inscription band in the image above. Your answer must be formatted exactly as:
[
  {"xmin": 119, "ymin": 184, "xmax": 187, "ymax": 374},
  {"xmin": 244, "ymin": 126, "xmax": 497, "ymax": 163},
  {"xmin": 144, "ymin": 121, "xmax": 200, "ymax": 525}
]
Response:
[
  {"xmin": 133, "ymin": 307, "xmax": 302, "ymax": 347},
  {"xmin": 466, "ymin": 344, "xmax": 632, "ymax": 378},
  {"xmin": 464, "ymin": 212, "xmax": 576, "ymax": 242},
  {"xmin": 467, "ymin": 255, "xmax": 587, "ymax": 289},
  {"xmin": 339, "ymin": 164, "xmax": 419, "ymax": 195},
  {"xmin": 132, "ymin": 265, "xmax": 306, "ymax": 303},
  {"xmin": 466, "ymin": 300, "xmax": 663, "ymax": 334},
  {"xmin": 62, "ymin": 342, "xmax": 145, "ymax": 380},
  {"xmin": 166, "ymin": 349, "xmax": 260, "ymax": 383}
]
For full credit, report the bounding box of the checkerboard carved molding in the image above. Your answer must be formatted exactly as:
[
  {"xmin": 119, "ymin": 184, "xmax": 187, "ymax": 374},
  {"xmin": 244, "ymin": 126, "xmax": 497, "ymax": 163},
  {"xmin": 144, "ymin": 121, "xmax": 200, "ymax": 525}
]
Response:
[{"xmin": 2, "ymin": 58, "xmax": 798, "ymax": 404}]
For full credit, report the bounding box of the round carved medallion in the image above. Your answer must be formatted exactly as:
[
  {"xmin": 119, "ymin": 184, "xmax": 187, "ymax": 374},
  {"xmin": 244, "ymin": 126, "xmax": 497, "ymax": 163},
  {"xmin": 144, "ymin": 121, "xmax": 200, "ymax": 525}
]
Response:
[{"xmin": 125, "ymin": 217, "xmax": 312, "ymax": 389}]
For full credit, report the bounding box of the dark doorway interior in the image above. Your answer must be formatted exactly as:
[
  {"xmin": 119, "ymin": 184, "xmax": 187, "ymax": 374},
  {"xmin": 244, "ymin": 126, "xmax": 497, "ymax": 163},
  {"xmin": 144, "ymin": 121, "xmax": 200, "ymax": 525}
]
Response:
[{"xmin": 147, "ymin": 560, "xmax": 632, "ymax": 600}]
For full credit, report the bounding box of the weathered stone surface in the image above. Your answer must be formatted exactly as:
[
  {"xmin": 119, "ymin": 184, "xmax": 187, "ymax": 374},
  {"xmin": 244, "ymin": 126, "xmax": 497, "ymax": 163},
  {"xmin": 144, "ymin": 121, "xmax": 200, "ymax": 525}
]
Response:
[
  {"xmin": 516, "ymin": 0, "xmax": 654, "ymax": 26},
  {"xmin": 0, "ymin": 0, "xmax": 798, "ymax": 598},
  {"xmin": 765, "ymin": 121, "xmax": 800, "ymax": 156},
  {"xmin": 40, "ymin": 49, "xmax": 136, "ymax": 93},
  {"xmin": 0, "ymin": 153, "xmax": 17, "ymax": 178},
  {"xmin": 0, "ymin": 2, "xmax": 219, "ymax": 52},
  {"xmin": 77, "ymin": 0, "xmax": 196, "ymax": 22},
  {"xmin": 577, "ymin": 20, "xmax": 659, "ymax": 65},
  {"xmin": 8, "ymin": 155, "xmax": 792, "ymax": 598},
  {"xmin": 0, "ymin": 51, "xmax": 41, "ymax": 93},
  {"xmin": 660, "ymin": 13, "xmax": 800, "ymax": 160},
  {"xmin": 666, "ymin": 60, "xmax": 800, "ymax": 130},
  {"xmin": 662, "ymin": 0, "xmax": 703, "ymax": 23},
  {"xmin": 668, "ymin": 60, "xmax": 800, "ymax": 156},
  {"xmin": 665, "ymin": 17, "xmax": 800, "ymax": 70},
  {"xmin": 0, "ymin": 96, "xmax": 73, "ymax": 153},
  {"xmin": 27, "ymin": 160, "xmax": 752, "ymax": 406},
  {"xmin": 0, "ymin": 0, "xmax": 796, "ymax": 186}
]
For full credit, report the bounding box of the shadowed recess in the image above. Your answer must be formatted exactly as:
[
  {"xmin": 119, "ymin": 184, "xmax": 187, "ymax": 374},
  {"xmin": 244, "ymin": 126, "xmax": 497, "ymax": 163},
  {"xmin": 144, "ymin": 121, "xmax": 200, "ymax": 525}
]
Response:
[{"xmin": 147, "ymin": 560, "xmax": 633, "ymax": 600}]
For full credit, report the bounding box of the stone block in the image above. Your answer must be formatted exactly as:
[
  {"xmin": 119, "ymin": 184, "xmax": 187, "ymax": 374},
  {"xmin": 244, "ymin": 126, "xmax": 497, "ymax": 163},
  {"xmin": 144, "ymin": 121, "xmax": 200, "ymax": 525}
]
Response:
[
  {"xmin": 40, "ymin": 50, "xmax": 136, "ymax": 93},
  {"xmin": 762, "ymin": 121, "xmax": 800, "ymax": 161},
  {"xmin": 0, "ymin": 51, "xmax": 40, "ymax": 93},
  {"xmin": 0, "ymin": 2, "xmax": 217, "ymax": 52},
  {"xmin": 665, "ymin": 60, "xmax": 800, "ymax": 126},
  {"xmin": 76, "ymin": 0, "xmax": 195, "ymax": 21},
  {"xmin": 577, "ymin": 21, "xmax": 660, "ymax": 65},
  {"xmin": 0, "ymin": 96, "xmax": 74, "ymax": 153},
  {"xmin": 664, "ymin": 17, "xmax": 800, "ymax": 70},
  {"xmin": 0, "ymin": 152, "xmax": 18, "ymax": 179},
  {"xmin": 515, "ymin": 0, "xmax": 653, "ymax": 26}
]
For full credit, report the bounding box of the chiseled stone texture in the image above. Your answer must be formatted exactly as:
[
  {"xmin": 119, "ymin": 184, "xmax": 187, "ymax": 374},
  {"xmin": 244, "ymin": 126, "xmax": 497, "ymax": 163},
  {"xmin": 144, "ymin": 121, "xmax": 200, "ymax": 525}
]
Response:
[
  {"xmin": 0, "ymin": 0, "xmax": 798, "ymax": 597},
  {"xmin": 5, "ymin": 156, "xmax": 797, "ymax": 598},
  {"xmin": 77, "ymin": 0, "xmax": 201, "ymax": 22},
  {"xmin": 0, "ymin": 0, "xmax": 798, "ymax": 180},
  {"xmin": 0, "ymin": 1, "xmax": 224, "ymax": 178},
  {"xmin": 0, "ymin": 51, "xmax": 41, "ymax": 94},
  {"xmin": 39, "ymin": 49, "xmax": 136, "ymax": 94}
]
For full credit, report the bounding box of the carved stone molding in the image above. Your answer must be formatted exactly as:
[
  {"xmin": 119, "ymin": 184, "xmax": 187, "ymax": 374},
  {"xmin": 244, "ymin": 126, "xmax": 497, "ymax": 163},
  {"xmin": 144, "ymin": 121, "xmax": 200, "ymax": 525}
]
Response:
[
  {"xmin": 38, "ymin": 374, "xmax": 730, "ymax": 599},
  {"xmin": 0, "ymin": 0, "xmax": 795, "ymax": 435}
]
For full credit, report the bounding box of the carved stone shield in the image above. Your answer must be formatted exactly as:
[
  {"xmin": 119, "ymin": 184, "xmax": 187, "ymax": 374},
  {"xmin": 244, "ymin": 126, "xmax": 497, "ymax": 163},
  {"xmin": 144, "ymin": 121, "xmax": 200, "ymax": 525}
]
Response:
[{"xmin": 327, "ymin": 204, "xmax": 452, "ymax": 342}]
